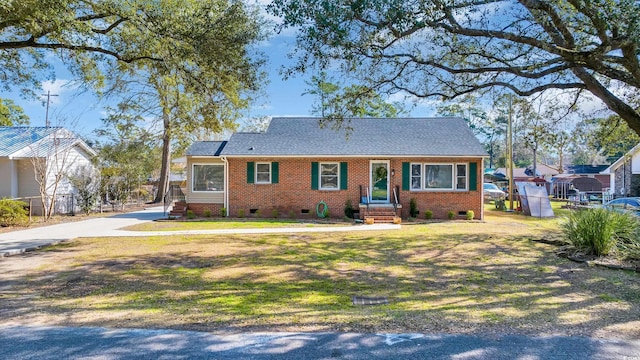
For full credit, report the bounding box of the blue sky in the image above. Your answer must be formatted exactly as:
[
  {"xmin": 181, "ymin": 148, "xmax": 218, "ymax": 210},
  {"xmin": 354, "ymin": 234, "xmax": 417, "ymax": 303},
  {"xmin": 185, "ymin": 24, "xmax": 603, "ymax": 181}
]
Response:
[{"xmin": 4, "ymin": 31, "xmax": 435, "ymax": 142}]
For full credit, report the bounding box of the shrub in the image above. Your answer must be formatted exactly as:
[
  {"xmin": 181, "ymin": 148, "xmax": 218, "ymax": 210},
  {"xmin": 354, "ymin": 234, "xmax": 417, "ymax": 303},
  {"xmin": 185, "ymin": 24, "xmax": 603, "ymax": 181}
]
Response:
[
  {"xmin": 562, "ymin": 208, "xmax": 640, "ymax": 256},
  {"xmin": 0, "ymin": 199, "xmax": 29, "ymax": 227},
  {"xmin": 219, "ymin": 208, "xmax": 227, "ymax": 217},
  {"xmin": 344, "ymin": 199, "xmax": 355, "ymax": 219},
  {"xmin": 272, "ymin": 209, "xmax": 279, "ymax": 218},
  {"xmin": 466, "ymin": 210, "xmax": 474, "ymax": 220},
  {"xmin": 238, "ymin": 209, "xmax": 245, "ymax": 218},
  {"xmin": 424, "ymin": 210, "xmax": 433, "ymax": 220},
  {"xmin": 409, "ymin": 198, "xmax": 418, "ymax": 218},
  {"xmin": 447, "ymin": 210, "xmax": 456, "ymax": 220},
  {"xmin": 203, "ymin": 209, "xmax": 212, "ymax": 218},
  {"xmin": 186, "ymin": 210, "xmax": 196, "ymax": 219},
  {"xmin": 255, "ymin": 209, "xmax": 262, "ymax": 218},
  {"xmin": 289, "ymin": 210, "xmax": 296, "ymax": 219}
]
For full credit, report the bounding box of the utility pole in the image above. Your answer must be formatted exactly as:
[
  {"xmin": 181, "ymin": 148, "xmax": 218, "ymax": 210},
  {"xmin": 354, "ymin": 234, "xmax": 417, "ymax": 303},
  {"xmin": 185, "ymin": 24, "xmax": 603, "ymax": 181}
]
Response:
[
  {"xmin": 508, "ymin": 94, "xmax": 514, "ymax": 211},
  {"xmin": 42, "ymin": 90, "xmax": 58, "ymax": 127}
]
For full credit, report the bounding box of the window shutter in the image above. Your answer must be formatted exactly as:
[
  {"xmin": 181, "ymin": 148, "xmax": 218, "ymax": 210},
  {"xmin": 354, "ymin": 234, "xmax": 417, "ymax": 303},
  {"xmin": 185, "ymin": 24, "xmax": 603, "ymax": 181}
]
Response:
[
  {"xmin": 272, "ymin": 162, "xmax": 279, "ymax": 184},
  {"xmin": 402, "ymin": 162, "xmax": 410, "ymax": 191},
  {"xmin": 340, "ymin": 162, "xmax": 348, "ymax": 190},
  {"xmin": 247, "ymin": 162, "xmax": 255, "ymax": 184},
  {"xmin": 469, "ymin": 162, "xmax": 477, "ymax": 191},
  {"xmin": 311, "ymin": 162, "xmax": 319, "ymax": 190}
]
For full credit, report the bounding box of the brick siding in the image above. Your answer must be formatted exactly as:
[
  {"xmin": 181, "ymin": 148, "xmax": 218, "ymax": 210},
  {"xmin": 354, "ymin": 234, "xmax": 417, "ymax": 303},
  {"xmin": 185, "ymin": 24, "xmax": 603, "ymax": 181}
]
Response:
[{"xmin": 215, "ymin": 157, "xmax": 484, "ymax": 220}]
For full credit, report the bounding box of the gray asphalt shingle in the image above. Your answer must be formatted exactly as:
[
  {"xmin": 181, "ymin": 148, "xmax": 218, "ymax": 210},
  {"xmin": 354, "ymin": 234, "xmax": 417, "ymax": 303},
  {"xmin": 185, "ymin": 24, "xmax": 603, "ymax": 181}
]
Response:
[{"xmin": 219, "ymin": 117, "xmax": 487, "ymax": 157}]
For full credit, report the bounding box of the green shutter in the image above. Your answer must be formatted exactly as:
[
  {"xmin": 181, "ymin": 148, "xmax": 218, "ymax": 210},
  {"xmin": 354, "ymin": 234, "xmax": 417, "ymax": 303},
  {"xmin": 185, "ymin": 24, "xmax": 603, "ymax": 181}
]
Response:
[
  {"xmin": 271, "ymin": 162, "xmax": 279, "ymax": 184},
  {"xmin": 247, "ymin": 162, "xmax": 254, "ymax": 184},
  {"xmin": 469, "ymin": 162, "xmax": 477, "ymax": 191},
  {"xmin": 311, "ymin": 162, "xmax": 319, "ymax": 190},
  {"xmin": 402, "ymin": 162, "xmax": 410, "ymax": 191},
  {"xmin": 340, "ymin": 162, "xmax": 348, "ymax": 190}
]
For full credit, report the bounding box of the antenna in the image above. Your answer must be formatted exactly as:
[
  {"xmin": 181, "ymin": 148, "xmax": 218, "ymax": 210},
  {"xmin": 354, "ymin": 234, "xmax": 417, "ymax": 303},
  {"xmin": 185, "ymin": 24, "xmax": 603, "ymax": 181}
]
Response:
[{"xmin": 42, "ymin": 90, "xmax": 59, "ymax": 127}]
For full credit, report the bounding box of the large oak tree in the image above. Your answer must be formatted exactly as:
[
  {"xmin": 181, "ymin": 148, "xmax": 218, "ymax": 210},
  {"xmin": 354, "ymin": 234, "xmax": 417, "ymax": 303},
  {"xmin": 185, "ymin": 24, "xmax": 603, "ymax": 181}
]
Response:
[
  {"xmin": 1, "ymin": 0, "xmax": 266, "ymax": 203},
  {"xmin": 268, "ymin": 0, "xmax": 640, "ymax": 134}
]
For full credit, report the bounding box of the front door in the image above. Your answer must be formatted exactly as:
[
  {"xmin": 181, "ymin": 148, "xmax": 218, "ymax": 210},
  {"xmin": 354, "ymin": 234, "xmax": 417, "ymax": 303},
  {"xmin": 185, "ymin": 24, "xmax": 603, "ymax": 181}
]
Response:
[{"xmin": 370, "ymin": 161, "xmax": 389, "ymax": 203}]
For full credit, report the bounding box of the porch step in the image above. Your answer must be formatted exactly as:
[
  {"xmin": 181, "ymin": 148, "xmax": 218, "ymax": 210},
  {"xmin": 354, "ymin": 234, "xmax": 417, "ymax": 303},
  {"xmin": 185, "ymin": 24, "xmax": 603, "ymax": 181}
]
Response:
[
  {"xmin": 362, "ymin": 207, "xmax": 399, "ymax": 223},
  {"xmin": 169, "ymin": 201, "xmax": 188, "ymax": 217}
]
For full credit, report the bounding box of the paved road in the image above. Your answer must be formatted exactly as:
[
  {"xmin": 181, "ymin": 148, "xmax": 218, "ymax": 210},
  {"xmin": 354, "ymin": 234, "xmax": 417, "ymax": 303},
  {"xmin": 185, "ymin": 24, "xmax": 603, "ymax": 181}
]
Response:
[
  {"xmin": 0, "ymin": 206, "xmax": 400, "ymax": 257},
  {"xmin": 1, "ymin": 326, "xmax": 639, "ymax": 360}
]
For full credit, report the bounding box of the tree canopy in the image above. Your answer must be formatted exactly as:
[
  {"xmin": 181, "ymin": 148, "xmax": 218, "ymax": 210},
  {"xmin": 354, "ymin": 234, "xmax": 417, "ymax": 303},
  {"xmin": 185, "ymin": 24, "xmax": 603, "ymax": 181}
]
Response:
[
  {"xmin": 268, "ymin": 0, "xmax": 640, "ymax": 135},
  {"xmin": 0, "ymin": 98, "xmax": 29, "ymax": 125}
]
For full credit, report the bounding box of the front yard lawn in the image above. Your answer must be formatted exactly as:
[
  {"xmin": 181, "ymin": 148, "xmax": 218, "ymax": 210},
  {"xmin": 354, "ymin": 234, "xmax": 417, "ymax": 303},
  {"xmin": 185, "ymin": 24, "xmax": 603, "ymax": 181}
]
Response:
[{"xmin": 0, "ymin": 210, "xmax": 638, "ymax": 339}]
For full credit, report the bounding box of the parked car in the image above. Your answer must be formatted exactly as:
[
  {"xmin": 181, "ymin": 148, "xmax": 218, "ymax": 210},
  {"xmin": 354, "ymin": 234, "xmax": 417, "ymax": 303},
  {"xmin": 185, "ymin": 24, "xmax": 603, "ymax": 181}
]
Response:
[
  {"xmin": 484, "ymin": 183, "xmax": 506, "ymax": 202},
  {"xmin": 604, "ymin": 197, "xmax": 640, "ymax": 215}
]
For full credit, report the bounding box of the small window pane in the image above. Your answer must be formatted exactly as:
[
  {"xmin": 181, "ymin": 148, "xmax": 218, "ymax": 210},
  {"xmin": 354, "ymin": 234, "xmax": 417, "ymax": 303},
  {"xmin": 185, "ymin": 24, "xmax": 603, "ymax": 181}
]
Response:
[
  {"xmin": 411, "ymin": 164, "xmax": 422, "ymax": 190},
  {"xmin": 456, "ymin": 164, "xmax": 467, "ymax": 190},
  {"xmin": 424, "ymin": 164, "xmax": 453, "ymax": 189},
  {"xmin": 256, "ymin": 163, "xmax": 271, "ymax": 183},
  {"xmin": 193, "ymin": 165, "xmax": 224, "ymax": 191},
  {"xmin": 320, "ymin": 163, "xmax": 339, "ymax": 189}
]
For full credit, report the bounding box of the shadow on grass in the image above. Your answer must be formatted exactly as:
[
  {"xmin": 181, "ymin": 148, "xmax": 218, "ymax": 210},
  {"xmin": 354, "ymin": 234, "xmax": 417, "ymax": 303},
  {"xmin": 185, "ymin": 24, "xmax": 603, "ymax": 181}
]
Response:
[{"xmin": 1, "ymin": 229, "xmax": 639, "ymax": 340}]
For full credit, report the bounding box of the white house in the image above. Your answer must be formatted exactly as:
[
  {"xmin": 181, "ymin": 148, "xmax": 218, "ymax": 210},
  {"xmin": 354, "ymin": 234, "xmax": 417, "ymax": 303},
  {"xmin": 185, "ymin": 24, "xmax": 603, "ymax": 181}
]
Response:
[
  {"xmin": 0, "ymin": 126, "xmax": 97, "ymax": 215},
  {"xmin": 601, "ymin": 143, "xmax": 640, "ymax": 197}
]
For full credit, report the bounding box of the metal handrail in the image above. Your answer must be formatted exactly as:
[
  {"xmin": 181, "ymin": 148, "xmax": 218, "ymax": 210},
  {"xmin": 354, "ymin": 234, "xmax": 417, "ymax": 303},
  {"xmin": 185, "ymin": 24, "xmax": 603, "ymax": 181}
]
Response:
[
  {"xmin": 392, "ymin": 186, "xmax": 399, "ymax": 214},
  {"xmin": 163, "ymin": 185, "xmax": 185, "ymax": 215}
]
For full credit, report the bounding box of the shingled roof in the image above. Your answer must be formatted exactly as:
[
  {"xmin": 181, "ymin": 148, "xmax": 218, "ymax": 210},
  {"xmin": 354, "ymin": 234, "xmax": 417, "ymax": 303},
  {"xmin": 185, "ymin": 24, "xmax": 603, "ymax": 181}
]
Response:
[{"xmin": 215, "ymin": 117, "xmax": 487, "ymax": 157}]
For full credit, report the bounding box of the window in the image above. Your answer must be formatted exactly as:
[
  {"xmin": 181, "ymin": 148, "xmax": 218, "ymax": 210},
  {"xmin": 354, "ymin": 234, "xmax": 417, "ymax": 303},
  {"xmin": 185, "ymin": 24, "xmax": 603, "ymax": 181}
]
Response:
[
  {"xmin": 456, "ymin": 164, "xmax": 467, "ymax": 190},
  {"xmin": 193, "ymin": 164, "xmax": 224, "ymax": 192},
  {"xmin": 256, "ymin": 162, "xmax": 271, "ymax": 184},
  {"xmin": 424, "ymin": 164, "xmax": 453, "ymax": 189},
  {"xmin": 411, "ymin": 164, "xmax": 422, "ymax": 190},
  {"xmin": 320, "ymin": 162, "xmax": 339, "ymax": 190},
  {"xmin": 407, "ymin": 163, "xmax": 468, "ymax": 191}
]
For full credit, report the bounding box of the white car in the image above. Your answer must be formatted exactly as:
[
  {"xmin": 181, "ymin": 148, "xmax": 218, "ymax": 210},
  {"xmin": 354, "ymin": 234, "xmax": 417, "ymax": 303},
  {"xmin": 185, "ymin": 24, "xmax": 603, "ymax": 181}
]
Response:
[{"xmin": 484, "ymin": 183, "xmax": 506, "ymax": 202}]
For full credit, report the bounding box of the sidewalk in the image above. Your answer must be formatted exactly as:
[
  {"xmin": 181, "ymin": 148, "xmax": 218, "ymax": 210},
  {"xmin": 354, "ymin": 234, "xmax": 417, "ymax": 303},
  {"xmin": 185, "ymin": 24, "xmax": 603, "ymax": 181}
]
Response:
[{"xmin": 0, "ymin": 206, "xmax": 400, "ymax": 257}]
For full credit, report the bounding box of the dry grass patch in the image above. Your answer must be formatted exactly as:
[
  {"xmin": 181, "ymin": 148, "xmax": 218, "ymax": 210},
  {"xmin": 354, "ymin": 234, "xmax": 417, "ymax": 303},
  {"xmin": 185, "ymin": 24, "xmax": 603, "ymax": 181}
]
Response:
[{"xmin": 0, "ymin": 211, "xmax": 639, "ymax": 339}]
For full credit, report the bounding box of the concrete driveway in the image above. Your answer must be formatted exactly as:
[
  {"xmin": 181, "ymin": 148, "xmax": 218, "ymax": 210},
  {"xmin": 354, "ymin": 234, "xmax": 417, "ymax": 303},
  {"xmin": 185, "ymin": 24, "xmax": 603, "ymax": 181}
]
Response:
[{"xmin": 0, "ymin": 206, "xmax": 399, "ymax": 257}]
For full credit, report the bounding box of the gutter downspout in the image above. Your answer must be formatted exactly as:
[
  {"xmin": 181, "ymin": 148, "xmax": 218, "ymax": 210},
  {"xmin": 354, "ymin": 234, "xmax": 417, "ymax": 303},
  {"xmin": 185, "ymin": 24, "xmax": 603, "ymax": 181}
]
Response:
[{"xmin": 221, "ymin": 156, "xmax": 229, "ymax": 216}]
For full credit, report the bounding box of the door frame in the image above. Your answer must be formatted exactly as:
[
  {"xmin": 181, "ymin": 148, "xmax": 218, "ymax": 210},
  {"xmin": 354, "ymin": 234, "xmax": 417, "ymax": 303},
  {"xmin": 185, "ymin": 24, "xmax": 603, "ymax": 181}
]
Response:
[{"xmin": 369, "ymin": 160, "xmax": 390, "ymax": 203}]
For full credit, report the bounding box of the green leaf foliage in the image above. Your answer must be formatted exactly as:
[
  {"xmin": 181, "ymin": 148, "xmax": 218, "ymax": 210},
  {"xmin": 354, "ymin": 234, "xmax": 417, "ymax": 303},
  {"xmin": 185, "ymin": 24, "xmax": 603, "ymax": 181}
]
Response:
[
  {"xmin": 0, "ymin": 199, "xmax": 29, "ymax": 227},
  {"xmin": 563, "ymin": 208, "xmax": 640, "ymax": 256},
  {"xmin": 0, "ymin": 98, "xmax": 29, "ymax": 126},
  {"xmin": 267, "ymin": 0, "xmax": 640, "ymax": 135}
]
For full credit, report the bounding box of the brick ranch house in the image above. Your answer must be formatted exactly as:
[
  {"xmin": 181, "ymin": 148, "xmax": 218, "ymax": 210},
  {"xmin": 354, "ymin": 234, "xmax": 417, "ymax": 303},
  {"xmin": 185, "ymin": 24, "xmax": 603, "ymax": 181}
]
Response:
[{"xmin": 183, "ymin": 117, "xmax": 488, "ymax": 221}]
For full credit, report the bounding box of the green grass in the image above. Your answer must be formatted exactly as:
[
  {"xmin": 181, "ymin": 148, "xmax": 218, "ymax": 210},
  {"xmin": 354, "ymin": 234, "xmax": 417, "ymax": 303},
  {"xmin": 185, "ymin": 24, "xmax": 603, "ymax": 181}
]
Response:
[
  {"xmin": 123, "ymin": 218, "xmax": 345, "ymax": 231},
  {"xmin": 1, "ymin": 210, "xmax": 639, "ymax": 339}
]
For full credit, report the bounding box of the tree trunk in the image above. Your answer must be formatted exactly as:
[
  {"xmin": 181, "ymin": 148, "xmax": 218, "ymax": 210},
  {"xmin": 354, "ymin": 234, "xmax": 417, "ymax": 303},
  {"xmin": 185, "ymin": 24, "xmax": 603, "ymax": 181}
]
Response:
[
  {"xmin": 573, "ymin": 67, "xmax": 640, "ymax": 136},
  {"xmin": 532, "ymin": 147, "xmax": 537, "ymax": 178},
  {"xmin": 152, "ymin": 107, "xmax": 171, "ymax": 204}
]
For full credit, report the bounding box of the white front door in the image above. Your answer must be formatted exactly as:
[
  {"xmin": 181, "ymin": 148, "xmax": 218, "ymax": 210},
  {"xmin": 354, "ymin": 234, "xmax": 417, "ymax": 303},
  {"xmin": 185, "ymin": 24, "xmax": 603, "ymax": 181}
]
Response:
[{"xmin": 370, "ymin": 160, "xmax": 389, "ymax": 203}]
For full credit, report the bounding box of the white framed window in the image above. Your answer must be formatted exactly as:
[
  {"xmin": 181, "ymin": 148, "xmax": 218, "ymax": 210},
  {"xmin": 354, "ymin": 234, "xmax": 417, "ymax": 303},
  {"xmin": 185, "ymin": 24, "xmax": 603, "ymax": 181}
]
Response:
[
  {"xmin": 411, "ymin": 163, "xmax": 422, "ymax": 190},
  {"xmin": 320, "ymin": 162, "xmax": 339, "ymax": 190},
  {"xmin": 193, "ymin": 164, "xmax": 224, "ymax": 192},
  {"xmin": 410, "ymin": 163, "xmax": 468, "ymax": 191},
  {"xmin": 255, "ymin": 162, "xmax": 271, "ymax": 184},
  {"xmin": 456, "ymin": 164, "xmax": 468, "ymax": 190},
  {"xmin": 424, "ymin": 164, "xmax": 453, "ymax": 190}
]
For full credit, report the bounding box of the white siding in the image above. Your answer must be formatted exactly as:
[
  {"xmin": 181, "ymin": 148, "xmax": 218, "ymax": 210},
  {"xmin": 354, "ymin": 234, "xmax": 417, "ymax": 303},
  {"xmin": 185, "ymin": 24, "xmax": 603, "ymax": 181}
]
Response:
[
  {"xmin": 17, "ymin": 159, "xmax": 39, "ymax": 197},
  {"xmin": 633, "ymin": 151, "xmax": 640, "ymax": 174},
  {"xmin": 186, "ymin": 157, "xmax": 225, "ymax": 204},
  {"xmin": 0, "ymin": 158, "xmax": 12, "ymax": 197}
]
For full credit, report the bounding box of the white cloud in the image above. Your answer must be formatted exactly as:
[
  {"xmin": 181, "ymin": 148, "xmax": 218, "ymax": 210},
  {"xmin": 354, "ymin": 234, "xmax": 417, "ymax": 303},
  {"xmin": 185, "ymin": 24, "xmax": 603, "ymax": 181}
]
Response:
[{"xmin": 39, "ymin": 79, "xmax": 76, "ymax": 104}]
